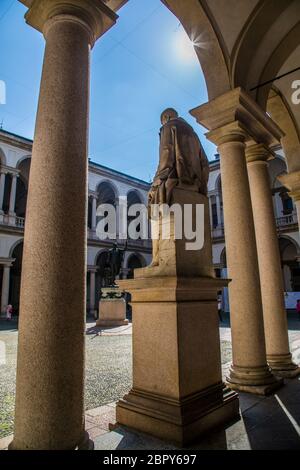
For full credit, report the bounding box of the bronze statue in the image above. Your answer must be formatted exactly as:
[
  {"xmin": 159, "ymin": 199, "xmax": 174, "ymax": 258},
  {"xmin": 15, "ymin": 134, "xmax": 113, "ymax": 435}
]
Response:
[
  {"xmin": 148, "ymin": 108, "xmax": 209, "ymax": 207},
  {"xmin": 103, "ymin": 242, "xmax": 127, "ymax": 287},
  {"xmin": 149, "ymin": 108, "xmax": 209, "ymax": 266}
]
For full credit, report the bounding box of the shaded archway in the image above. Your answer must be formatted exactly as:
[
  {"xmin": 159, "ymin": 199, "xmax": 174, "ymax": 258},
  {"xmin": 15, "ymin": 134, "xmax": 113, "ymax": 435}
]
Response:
[
  {"xmin": 15, "ymin": 157, "xmax": 31, "ymax": 219},
  {"xmin": 127, "ymin": 190, "xmax": 143, "ymax": 240},
  {"xmin": 2, "ymin": 173, "xmax": 12, "ymax": 214},
  {"xmin": 94, "ymin": 250, "xmax": 109, "ymax": 309},
  {"xmin": 97, "ymin": 180, "xmax": 118, "ymax": 206},
  {"xmin": 269, "ymin": 156, "xmax": 295, "ymax": 221},
  {"xmin": 126, "ymin": 252, "xmax": 145, "ymax": 279},
  {"xmin": 279, "ymin": 236, "xmax": 300, "ymax": 292},
  {"xmin": 96, "ymin": 181, "xmax": 118, "ymax": 235},
  {"xmin": 9, "ymin": 241, "xmax": 24, "ymax": 314}
]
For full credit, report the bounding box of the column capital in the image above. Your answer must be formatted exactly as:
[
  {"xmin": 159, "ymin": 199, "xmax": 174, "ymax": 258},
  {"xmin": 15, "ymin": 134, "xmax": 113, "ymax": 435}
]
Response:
[
  {"xmin": 24, "ymin": 0, "xmax": 118, "ymax": 46},
  {"xmin": 190, "ymin": 87, "xmax": 284, "ymax": 148},
  {"xmin": 0, "ymin": 257, "xmax": 15, "ymax": 268},
  {"xmin": 206, "ymin": 121, "xmax": 247, "ymax": 146},
  {"xmin": 87, "ymin": 265, "xmax": 98, "ymax": 273},
  {"xmin": 245, "ymin": 143, "xmax": 274, "ymax": 165},
  {"xmin": 88, "ymin": 191, "xmax": 97, "ymax": 199},
  {"xmin": 279, "ymin": 170, "xmax": 300, "ymax": 201},
  {"xmin": 0, "ymin": 165, "xmax": 19, "ymax": 176}
]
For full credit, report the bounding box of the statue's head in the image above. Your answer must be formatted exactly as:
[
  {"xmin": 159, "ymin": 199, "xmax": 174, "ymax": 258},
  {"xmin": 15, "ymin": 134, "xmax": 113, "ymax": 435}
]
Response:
[{"xmin": 160, "ymin": 108, "xmax": 178, "ymax": 125}]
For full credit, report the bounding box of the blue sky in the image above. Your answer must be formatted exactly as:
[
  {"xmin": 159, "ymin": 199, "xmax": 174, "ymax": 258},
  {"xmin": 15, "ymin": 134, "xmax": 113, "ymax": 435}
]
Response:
[{"xmin": 0, "ymin": 0, "xmax": 217, "ymax": 182}]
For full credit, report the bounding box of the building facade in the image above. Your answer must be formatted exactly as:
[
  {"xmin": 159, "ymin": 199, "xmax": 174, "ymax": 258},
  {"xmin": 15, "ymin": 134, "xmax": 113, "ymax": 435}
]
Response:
[
  {"xmin": 208, "ymin": 152, "xmax": 300, "ymax": 311},
  {"xmin": 0, "ymin": 129, "xmax": 152, "ymax": 317},
  {"xmin": 0, "ymin": 129, "xmax": 299, "ymax": 317}
]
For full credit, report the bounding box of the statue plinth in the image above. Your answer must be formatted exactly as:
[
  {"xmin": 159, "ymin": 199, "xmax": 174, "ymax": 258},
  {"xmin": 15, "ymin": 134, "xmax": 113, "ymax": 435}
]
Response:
[
  {"xmin": 96, "ymin": 288, "xmax": 128, "ymax": 327},
  {"xmin": 115, "ymin": 190, "xmax": 240, "ymax": 446}
]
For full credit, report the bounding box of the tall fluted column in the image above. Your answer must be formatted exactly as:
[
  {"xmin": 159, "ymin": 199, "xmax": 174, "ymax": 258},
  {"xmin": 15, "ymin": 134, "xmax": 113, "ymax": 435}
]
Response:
[
  {"xmin": 10, "ymin": 0, "xmax": 117, "ymax": 450},
  {"xmin": 190, "ymin": 88, "xmax": 284, "ymax": 394},
  {"xmin": 247, "ymin": 145, "xmax": 299, "ymax": 377}
]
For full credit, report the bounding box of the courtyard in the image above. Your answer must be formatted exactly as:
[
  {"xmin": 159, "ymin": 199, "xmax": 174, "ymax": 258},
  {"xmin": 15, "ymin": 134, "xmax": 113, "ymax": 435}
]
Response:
[
  {"xmin": 0, "ymin": 0, "xmax": 300, "ymax": 453},
  {"xmin": 1, "ymin": 315, "xmax": 300, "ymax": 449}
]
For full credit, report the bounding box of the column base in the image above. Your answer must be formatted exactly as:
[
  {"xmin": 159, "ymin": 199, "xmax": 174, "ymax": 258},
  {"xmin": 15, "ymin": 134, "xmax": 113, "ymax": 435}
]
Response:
[
  {"xmin": 116, "ymin": 385, "xmax": 240, "ymax": 446},
  {"xmin": 8, "ymin": 213, "xmax": 16, "ymax": 225},
  {"xmin": 77, "ymin": 431, "xmax": 94, "ymax": 450},
  {"xmin": 268, "ymin": 353, "xmax": 300, "ymax": 378},
  {"xmin": 9, "ymin": 430, "xmax": 89, "ymax": 451},
  {"xmin": 226, "ymin": 365, "xmax": 283, "ymax": 395},
  {"xmin": 96, "ymin": 319, "xmax": 129, "ymax": 327}
]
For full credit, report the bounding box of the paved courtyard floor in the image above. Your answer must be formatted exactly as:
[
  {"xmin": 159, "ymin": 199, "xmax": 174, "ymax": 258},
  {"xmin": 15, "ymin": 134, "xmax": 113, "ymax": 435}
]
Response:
[{"xmin": 1, "ymin": 314, "xmax": 300, "ymax": 449}]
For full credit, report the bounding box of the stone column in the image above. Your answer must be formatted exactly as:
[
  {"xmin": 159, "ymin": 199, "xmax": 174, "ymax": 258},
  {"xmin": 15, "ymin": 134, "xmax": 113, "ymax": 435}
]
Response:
[
  {"xmin": 89, "ymin": 268, "xmax": 96, "ymax": 315},
  {"xmin": 247, "ymin": 144, "xmax": 299, "ymax": 377},
  {"xmin": 1, "ymin": 263, "xmax": 11, "ymax": 315},
  {"xmin": 91, "ymin": 193, "xmax": 97, "ymax": 231},
  {"xmin": 10, "ymin": 0, "xmax": 118, "ymax": 451},
  {"xmin": 0, "ymin": 171, "xmax": 6, "ymax": 213},
  {"xmin": 190, "ymin": 88, "xmax": 283, "ymax": 394},
  {"xmin": 208, "ymin": 195, "xmax": 213, "ymax": 227},
  {"xmin": 216, "ymin": 193, "xmax": 222, "ymax": 226},
  {"xmin": 8, "ymin": 173, "xmax": 18, "ymax": 224},
  {"xmin": 216, "ymin": 133, "xmax": 279, "ymax": 393}
]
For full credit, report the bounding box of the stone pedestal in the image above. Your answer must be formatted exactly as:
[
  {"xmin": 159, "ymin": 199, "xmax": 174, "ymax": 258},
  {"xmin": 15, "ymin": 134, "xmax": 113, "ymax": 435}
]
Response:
[
  {"xmin": 116, "ymin": 190, "xmax": 239, "ymax": 446},
  {"xmin": 97, "ymin": 291, "xmax": 128, "ymax": 327},
  {"xmin": 116, "ymin": 276, "xmax": 239, "ymax": 446}
]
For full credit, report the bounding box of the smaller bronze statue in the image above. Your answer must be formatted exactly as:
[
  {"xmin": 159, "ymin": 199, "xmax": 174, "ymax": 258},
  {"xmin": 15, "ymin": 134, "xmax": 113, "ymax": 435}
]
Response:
[{"xmin": 103, "ymin": 242, "xmax": 127, "ymax": 287}]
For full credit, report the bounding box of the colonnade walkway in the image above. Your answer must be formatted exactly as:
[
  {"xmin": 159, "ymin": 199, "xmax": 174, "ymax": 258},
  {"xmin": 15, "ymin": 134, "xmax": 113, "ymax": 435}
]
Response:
[{"xmin": 0, "ymin": 317, "xmax": 300, "ymax": 450}]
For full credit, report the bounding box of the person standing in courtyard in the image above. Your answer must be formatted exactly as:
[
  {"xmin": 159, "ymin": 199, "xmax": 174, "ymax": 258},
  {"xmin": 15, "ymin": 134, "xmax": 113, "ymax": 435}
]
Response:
[
  {"xmin": 6, "ymin": 304, "xmax": 13, "ymax": 321},
  {"xmin": 217, "ymin": 292, "xmax": 223, "ymax": 322}
]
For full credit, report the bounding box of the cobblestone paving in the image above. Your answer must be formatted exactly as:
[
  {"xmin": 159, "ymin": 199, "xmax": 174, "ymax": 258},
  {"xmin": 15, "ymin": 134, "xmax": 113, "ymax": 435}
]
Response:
[{"xmin": 1, "ymin": 318, "xmax": 299, "ymax": 439}]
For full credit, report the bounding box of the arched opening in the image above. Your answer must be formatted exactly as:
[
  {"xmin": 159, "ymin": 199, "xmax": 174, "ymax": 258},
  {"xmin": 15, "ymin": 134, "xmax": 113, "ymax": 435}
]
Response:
[
  {"xmin": 3, "ymin": 173, "xmax": 12, "ymax": 214},
  {"xmin": 87, "ymin": 196, "xmax": 93, "ymax": 229},
  {"xmin": 16, "ymin": 157, "xmax": 31, "ymax": 219},
  {"xmin": 97, "ymin": 181, "xmax": 117, "ymax": 206},
  {"xmin": 270, "ymin": 157, "xmax": 297, "ymax": 227},
  {"xmin": 127, "ymin": 190, "xmax": 143, "ymax": 239},
  {"xmin": 279, "ymin": 237, "xmax": 300, "ymax": 293},
  {"xmin": 126, "ymin": 252, "xmax": 145, "ymax": 279},
  {"xmin": 96, "ymin": 181, "xmax": 118, "ymax": 235},
  {"xmin": 95, "ymin": 250, "xmax": 109, "ymax": 308},
  {"xmin": 216, "ymin": 247, "xmax": 229, "ymax": 314},
  {"xmin": 9, "ymin": 241, "xmax": 24, "ymax": 314},
  {"xmin": 15, "ymin": 177, "xmax": 28, "ymax": 218}
]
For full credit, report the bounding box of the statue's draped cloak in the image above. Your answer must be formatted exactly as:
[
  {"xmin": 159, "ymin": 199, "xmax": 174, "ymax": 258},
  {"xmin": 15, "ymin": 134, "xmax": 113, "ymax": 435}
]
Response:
[{"xmin": 149, "ymin": 117, "xmax": 209, "ymax": 209}]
